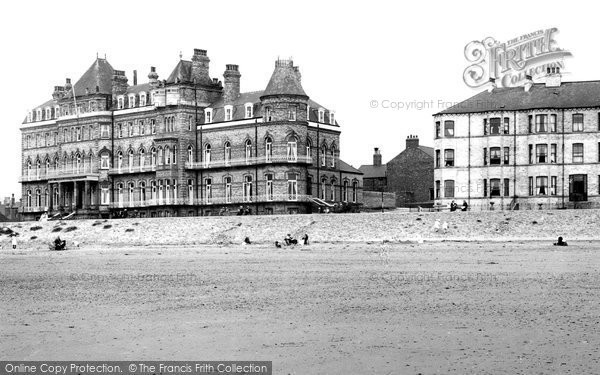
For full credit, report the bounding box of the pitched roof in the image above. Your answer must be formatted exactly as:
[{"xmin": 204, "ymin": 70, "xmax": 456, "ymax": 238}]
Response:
[
  {"xmin": 67, "ymin": 58, "xmax": 115, "ymax": 97},
  {"xmin": 166, "ymin": 60, "xmax": 193, "ymax": 84},
  {"xmin": 126, "ymin": 83, "xmax": 151, "ymax": 95},
  {"xmin": 262, "ymin": 60, "xmax": 307, "ymax": 98},
  {"xmin": 358, "ymin": 164, "xmax": 387, "ymax": 179},
  {"xmin": 437, "ymin": 81, "xmax": 600, "ymax": 115},
  {"xmin": 418, "ymin": 145, "xmax": 434, "ymax": 158},
  {"xmin": 338, "ymin": 159, "xmax": 363, "ymax": 175}
]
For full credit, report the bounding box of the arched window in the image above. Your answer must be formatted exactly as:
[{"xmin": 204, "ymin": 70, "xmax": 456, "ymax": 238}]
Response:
[
  {"xmin": 243, "ymin": 175, "xmax": 253, "ymax": 202},
  {"xmin": 36, "ymin": 189, "xmax": 41, "ymax": 207},
  {"xmin": 139, "ymin": 148, "xmax": 145, "ymax": 170},
  {"xmin": 321, "ymin": 145, "xmax": 327, "ymax": 167},
  {"xmin": 117, "ymin": 151, "xmax": 123, "ymax": 171},
  {"xmin": 245, "ymin": 140, "xmax": 252, "ymax": 164},
  {"xmin": 150, "ymin": 147, "xmax": 157, "ymax": 168},
  {"xmin": 224, "ymin": 142, "xmax": 231, "ymax": 166},
  {"xmin": 128, "ymin": 182, "xmax": 135, "ymax": 206},
  {"xmin": 265, "ymin": 173, "xmax": 274, "ymax": 201},
  {"xmin": 320, "ymin": 177, "xmax": 327, "ymax": 200},
  {"xmin": 205, "ymin": 178, "xmax": 212, "ymax": 204},
  {"xmin": 287, "ymin": 137, "xmax": 297, "ymax": 162},
  {"xmin": 27, "ymin": 190, "xmax": 32, "ymax": 207},
  {"xmin": 306, "ymin": 139, "xmax": 312, "ymax": 160},
  {"xmin": 204, "ymin": 144, "xmax": 211, "ymax": 167},
  {"xmin": 287, "ymin": 172, "xmax": 298, "ymax": 201},
  {"xmin": 330, "ymin": 179, "xmax": 336, "ymax": 201},
  {"xmin": 330, "ymin": 144, "xmax": 336, "ymax": 168},
  {"xmin": 157, "ymin": 147, "xmax": 163, "ymax": 166},
  {"xmin": 343, "ymin": 180, "xmax": 349, "ymax": 202},
  {"xmin": 36, "ymin": 159, "xmax": 41, "ymax": 178},
  {"xmin": 187, "ymin": 179, "xmax": 194, "ymax": 204},
  {"xmin": 265, "ymin": 137, "xmax": 273, "ymax": 162},
  {"xmin": 76, "ymin": 153, "xmax": 81, "ymax": 173},
  {"xmin": 117, "ymin": 183, "xmax": 124, "ymax": 207},
  {"xmin": 45, "ymin": 159, "xmax": 50, "ymax": 176},
  {"xmin": 164, "ymin": 146, "xmax": 171, "ymax": 165},
  {"xmin": 128, "ymin": 150, "xmax": 134, "ymax": 172},
  {"xmin": 27, "ymin": 160, "xmax": 32, "ymax": 178},
  {"xmin": 150, "ymin": 180, "xmax": 157, "ymax": 202},
  {"xmin": 187, "ymin": 145, "xmax": 194, "ymax": 164},
  {"xmin": 352, "ymin": 180, "xmax": 358, "ymax": 203},
  {"xmin": 140, "ymin": 181, "xmax": 147, "ymax": 202}
]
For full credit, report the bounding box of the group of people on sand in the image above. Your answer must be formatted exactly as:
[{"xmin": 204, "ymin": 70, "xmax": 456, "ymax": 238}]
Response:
[
  {"xmin": 450, "ymin": 200, "xmax": 469, "ymax": 212},
  {"xmin": 275, "ymin": 234, "xmax": 309, "ymax": 248}
]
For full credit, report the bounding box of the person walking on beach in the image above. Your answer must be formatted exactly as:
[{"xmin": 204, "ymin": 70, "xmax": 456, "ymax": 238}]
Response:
[{"xmin": 11, "ymin": 235, "xmax": 17, "ymax": 249}]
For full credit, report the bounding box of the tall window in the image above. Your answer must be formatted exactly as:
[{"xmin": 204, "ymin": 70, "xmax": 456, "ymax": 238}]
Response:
[
  {"xmin": 117, "ymin": 151, "xmax": 123, "ymax": 171},
  {"xmin": 245, "ymin": 140, "xmax": 252, "ymax": 164},
  {"xmin": 352, "ymin": 180, "xmax": 358, "ymax": 203},
  {"xmin": 128, "ymin": 122, "xmax": 134, "ymax": 137},
  {"xmin": 444, "ymin": 149, "xmax": 454, "ymax": 167},
  {"xmin": 320, "ymin": 145, "xmax": 326, "ymax": 167},
  {"xmin": 435, "ymin": 180, "xmax": 440, "ymax": 198},
  {"xmin": 245, "ymin": 105, "xmax": 253, "ymax": 119},
  {"xmin": 528, "ymin": 115, "xmax": 533, "ymax": 133},
  {"xmin": 287, "ymin": 140, "xmax": 298, "ymax": 162},
  {"xmin": 265, "ymin": 137, "xmax": 273, "ymax": 162},
  {"xmin": 224, "ymin": 142, "xmax": 231, "ymax": 166},
  {"xmin": 139, "ymin": 120, "xmax": 145, "ymax": 135},
  {"xmin": 536, "ymin": 144, "xmax": 548, "ymax": 163},
  {"xmin": 550, "ymin": 176, "xmax": 557, "ymax": 196},
  {"xmin": 151, "ymin": 147, "xmax": 157, "ymax": 167},
  {"xmin": 444, "ymin": 121, "xmax": 454, "ymax": 137},
  {"xmin": 572, "ymin": 143, "xmax": 584, "ymax": 163},
  {"xmin": 150, "ymin": 119, "xmax": 156, "ymax": 134},
  {"xmin": 573, "ymin": 114, "xmax": 584, "ymax": 132},
  {"xmin": 205, "ymin": 110, "xmax": 212, "ymax": 124},
  {"xmin": 503, "ymin": 117, "xmax": 510, "ymax": 134},
  {"xmin": 288, "ymin": 107, "xmax": 296, "ymax": 121},
  {"xmin": 164, "ymin": 146, "xmax": 171, "ymax": 165},
  {"xmin": 224, "ymin": 177, "xmax": 232, "ymax": 203},
  {"xmin": 490, "ymin": 179, "xmax": 501, "ymax": 197},
  {"xmin": 205, "ymin": 178, "xmax": 212, "ymax": 204},
  {"xmin": 503, "ymin": 147, "xmax": 510, "ymax": 165},
  {"xmin": 528, "ymin": 144, "xmax": 534, "ymax": 164},
  {"xmin": 140, "ymin": 149, "xmax": 145, "ymax": 170},
  {"xmin": 536, "ymin": 176, "xmax": 548, "ymax": 195},
  {"xmin": 330, "ymin": 180, "xmax": 335, "ymax": 201},
  {"xmin": 490, "ymin": 118, "xmax": 501, "ymax": 135},
  {"xmin": 503, "ymin": 178, "xmax": 510, "ymax": 197},
  {"xmin": 536, "ymin": 114, "xmax": 547, "ymax": 132},
  {"xmin": 287, "ymin": 173, "xmax": 298, "ymax": 201},
  {"xmin": 342, "ymin": 180, "xmax": 348, "ymax": 202},
  {"xmin": 306, "ymin": 140, "xmax": 311, "ymax": 160},
  {"xmin": 265, "ymin": 107, "xmax": 272, "ymax": 122},
  {"xmin": 118, "ymin": 123, "xmax": 123, "ymax": 138},
  {"xmin": 243, "ymin": 175, "xmax": 253, "ymax": 202},
  {"xmin": 101, "ymin": 188, "xmax": 110, "ymax": 205},
  {"xmin": 490, "ymin": 147, "xmax": 501, "ymax": 165},
  {"xmin": 444, "ymin": 180, "xmax": 455, "ymax": 198},
  {"xmin": 128, "ymin": 150, "xmax": 134, "ymax": 172},
  {"xmin": 100, "ymin": 154, "xmax": 109, "ymax": 169},
  {"xmin": 330, "ymin": 146, "xmax": 336, "ymax": 167},
  {"xmin": 225, "ymin": 107, "xmax": 232, "ymax": 121},
  {"xmin": 435, "ymin": 150, "xmax": 440, "ymax": 168},
  {"xmin": 140, "ymin": 93, "xmax": 146, "ymax": 107},
  {"xmin": 265, "ymin": 174, "xmax": 274, "ymax": 201},
  {"xmin": 550, "ymin": 144, "xmax": 557, "ymax": 163},
  {"xmin": 128, "ymin": 182, "xmax": 135, "ymax": 205},
  {"xmin": 528, "ymin": 177, "xmax": 534, "ymax": 196},
  {"xmin": 550, "ymin": 114, "xmax": 557, "ymax": 132},
  {"xmin": 435, "ymin": 121, "xmax": 441, "ymax": 138},
  {"xmin": 187, "ymin": 179, "xmax": 194, "ymax": 204},
  {"xmin": 204, "ymin": 144, "xmax": 211, "ymax": 167},
  {"xmin": 187, "ymin": 145, "xmax": 193, "ymax": 164}
]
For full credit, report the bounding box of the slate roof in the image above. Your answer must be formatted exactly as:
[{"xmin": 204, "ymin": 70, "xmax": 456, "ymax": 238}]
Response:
[
  {"xmin": 262, "ymin": 60, "xmax": 307, "ymax": 98},
  {"xmin": 126, "ymin": 83, "xmax": 151, "ymax": 95},
  {"xmin": 437, "ymin": 81, "xmax": 600, "ymax": 115},
  {"xmin": 358, "ymin": 165, "xmax": 387, "ymax": 179},
  {"xmin": 338, "ymin": 159, "xmax": 363, "ymax": 175},
  {"xmin": 417, "ymin": 145, "xmax": 434, "ymax": 158},
  {"xmin": 166, "ymin": 60, "xmax": 193, "ymax": 84},
  {"xmin": 65, "ymin": 58, "xmax": 115, "ymax": 97}
]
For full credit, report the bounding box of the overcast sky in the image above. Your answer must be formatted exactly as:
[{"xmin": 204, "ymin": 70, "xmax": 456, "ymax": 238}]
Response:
[{"xmin": 0, "ymin": 0, "xmax": 595, "ymax": 199}]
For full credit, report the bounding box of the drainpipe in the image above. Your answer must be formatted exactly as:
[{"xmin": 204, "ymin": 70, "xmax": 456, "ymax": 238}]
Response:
[{"xmin": 561, "ymin": 109, "xmax": 565, "ymax": 208}]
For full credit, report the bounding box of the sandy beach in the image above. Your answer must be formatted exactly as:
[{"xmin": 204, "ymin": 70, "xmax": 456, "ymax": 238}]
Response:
[{"xmin": 1, "ymin": 239, "xmax": 599, "ymax": 374}]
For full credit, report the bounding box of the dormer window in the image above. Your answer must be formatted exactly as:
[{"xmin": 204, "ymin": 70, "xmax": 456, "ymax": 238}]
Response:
[
  {"xmin": 55, "ymin": 107, "xmax": 60, "ymax": 119},
  {"xmin": 330, "ymin": 112, "xmax": 335, "ymax": 125},
  {"xmin": 27, "ymin": 111, "xmax": 32, "ymax": 123},
  {"xmin": 36, "ymin": 109, "xmax": 42, "ymax": 121},
  {"xmin": 117, "ymin": 96, "xmax": 124, "ymax": 109},
  {"xmin": 245, "ymin": 103, "xmax": 253, "ymax": 119},
  {"xmin": 224, "ymin": 105, "xmax": 233, "ymax": 121},
  {"xmin": 128, "ymin": 95, "xmax": 136, "ymax": 108},
  {"xmin": 139, "ymin": 93, "xmax": 147, "ymax": 106},
  {"xmin": 45, "ymin": 108, "xmax": 51, "ymax": 120},
  {"xmin": 205, "ymin": 109, "xmax": 213, "ymax": 124},
  {"xmin": 318, "ymin": 109, "xmax": 325, "ymax": 123},
  {"xmin": 150, "ymin": 92, "xmax": 156, "ymax": 105}
]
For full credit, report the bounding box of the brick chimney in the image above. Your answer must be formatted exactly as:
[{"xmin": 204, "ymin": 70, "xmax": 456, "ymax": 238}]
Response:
[
  {"xmin": 148, "ymin": 66, "xmax": 159, "ymax": 88},
  {"xmin": 133, "ymin": 70, "xmax": 138, "ymax": 86},
  {"xmin": 223, "ymin": 64, "xmax": 241, "ymax": 104},
  {"xmin": 373, "ymin": 147, "xmax": 382, "ymax": 166},
  {"xmin": 111, "ymin": 70, "xmax": 128, "ymax": 107},
  {"xmin": 406, "ymin": 134, "xmax": 419, "ymax": 148},
  {"xmin": 191, "ymin": 48, "xmax": 211, "ymax": 85},
  {"xmin": 545, "ymin": 66, "xmax": 562, "ymax": 87},
  {"xmin": 52, "ymin": 86, "xmax": 66, "ymax": 100}
]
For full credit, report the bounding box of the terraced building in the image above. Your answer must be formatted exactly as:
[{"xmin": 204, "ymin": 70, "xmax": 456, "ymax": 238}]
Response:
[{"xmin": 19, "ymin": 49, "xmax": 363, "ymax": 220}]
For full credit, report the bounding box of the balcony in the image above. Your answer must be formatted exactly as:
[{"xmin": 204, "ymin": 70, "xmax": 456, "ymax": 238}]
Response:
[
  {"xmin": 20, "ymin": 169, "xmax": 100, "ymax": 182},
  {"xmin": 108, "ymin": 165, "xmax": 157, "ymax": 175},
  {"xmin": 185, "ymin": 155, "xmax": 312, "ymax": 170},
  {"xmin": 107, "ymin": 194, "xmax": 312, "ymax": 209}
]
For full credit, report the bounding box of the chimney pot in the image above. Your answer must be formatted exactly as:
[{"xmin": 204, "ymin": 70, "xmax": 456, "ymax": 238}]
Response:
[{"xmin": 373, "ymin": 148, "xmax": 382, "ymax": 166}]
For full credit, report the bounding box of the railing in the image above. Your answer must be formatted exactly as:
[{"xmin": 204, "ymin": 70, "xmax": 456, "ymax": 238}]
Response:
[
  {"xmin": 185, "ymin": 155, "xmax": 313, "ymax": 170},
  {"xmin": 108, "ymin": 165, "xmax": 157, "ymax": 175},
  {"xmin": 20, "ymin": 169, "xmax": 100, "ymax": 182},
  {"xmin": 107, "ymin": 194, "xmax": 312, "ymax": 209},
  {"xmin": 20, "ymin": 206, "xmax": 47, "ymax": 213}
]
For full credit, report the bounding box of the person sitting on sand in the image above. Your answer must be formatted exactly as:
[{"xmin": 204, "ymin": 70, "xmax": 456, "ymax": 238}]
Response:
[
  {"xmin": 442, "ymin": 221, "xmax": 449, "ymax": 234},
  {"xmin": 554, "ymin": 236, "xmax": 568, "ymax": 246},
  {"xmin": 275, "ymin": 241, "xmax": 282, "ymax": 248},
  {"xmin": 244, "ymin": 237, "xmax": 251, "ymax": 245},
  {"xmin": 461, "ymin": 200, "xmax": 468, "ymax": 211},
  {"xmin": 433, "ymin": 219, "xmax": 441, "ymax": 232},
  {"xmin": 302, "ymin": 234, "xmax": 309, "ymax": 245},
  {"xmin": 54, "ymin": 236, "xmax": 66, "ymax": 251},
  {"xmin": 450, "ymin": 200, "xmax": 458, "ymax": 212},
  {"xmin": 284, "ymin": 234, "xmax": 292, "ymax": 246}
]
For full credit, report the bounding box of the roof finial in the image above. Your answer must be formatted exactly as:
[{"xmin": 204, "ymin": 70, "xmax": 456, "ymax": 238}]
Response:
[{"xmin": 179, "ymin": 50, "xmax": 183, "ymax": 60}]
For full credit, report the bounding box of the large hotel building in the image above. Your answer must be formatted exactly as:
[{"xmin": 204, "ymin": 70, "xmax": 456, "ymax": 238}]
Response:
[
  {"xmin": 434, "ymin": 70, "xmax": 600, "ymax": 210},
  {"xmin": 20, "ymin": 49, "xmax": 363, "ymax": 220}
]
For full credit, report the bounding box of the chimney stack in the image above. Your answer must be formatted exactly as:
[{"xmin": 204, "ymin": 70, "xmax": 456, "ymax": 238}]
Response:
[
  {"xmin": 191, "ymin": 48, "xmax": 211, "ymax": 85},
  {"xmin": 111, "ymin": 70, "xmax": 128, "ymax": 107},
  {"xmin": 133, "ymin": 70, "xmax": 138, "ymax": 86},
  {"xmin": 52, "ymin": 86, "xmax": 66, "ymax": 100},
  {"xmin": 65, "ymin": 78, "xmax": 72, "ymax": 92},
  {"xmin": 406, "ymin": 134, "xmax": 419, "ymax": 149},
  {"xmin": 148, "ymin": 66, "xmax": 159, "ymax": 88},
  {"xmin": 223, "ymin": 64, "xmax": 241, "ymax": 104},
  {"xmin": 545, "ymin": 66, "xmax": 562, "ymax": 87},
  {"xmin": 373, "ymin": 147, "xmax": 382, "ymax": 166}
]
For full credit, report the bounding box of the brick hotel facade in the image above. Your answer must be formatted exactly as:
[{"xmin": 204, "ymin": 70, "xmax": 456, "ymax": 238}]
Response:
[
  {"xmin": 433, "ymin": 69, "xmax": 600, "ymax": 210},
  {"xmin": 19, "ymin": 49, "xmax": 363, "ymax": 220}
]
